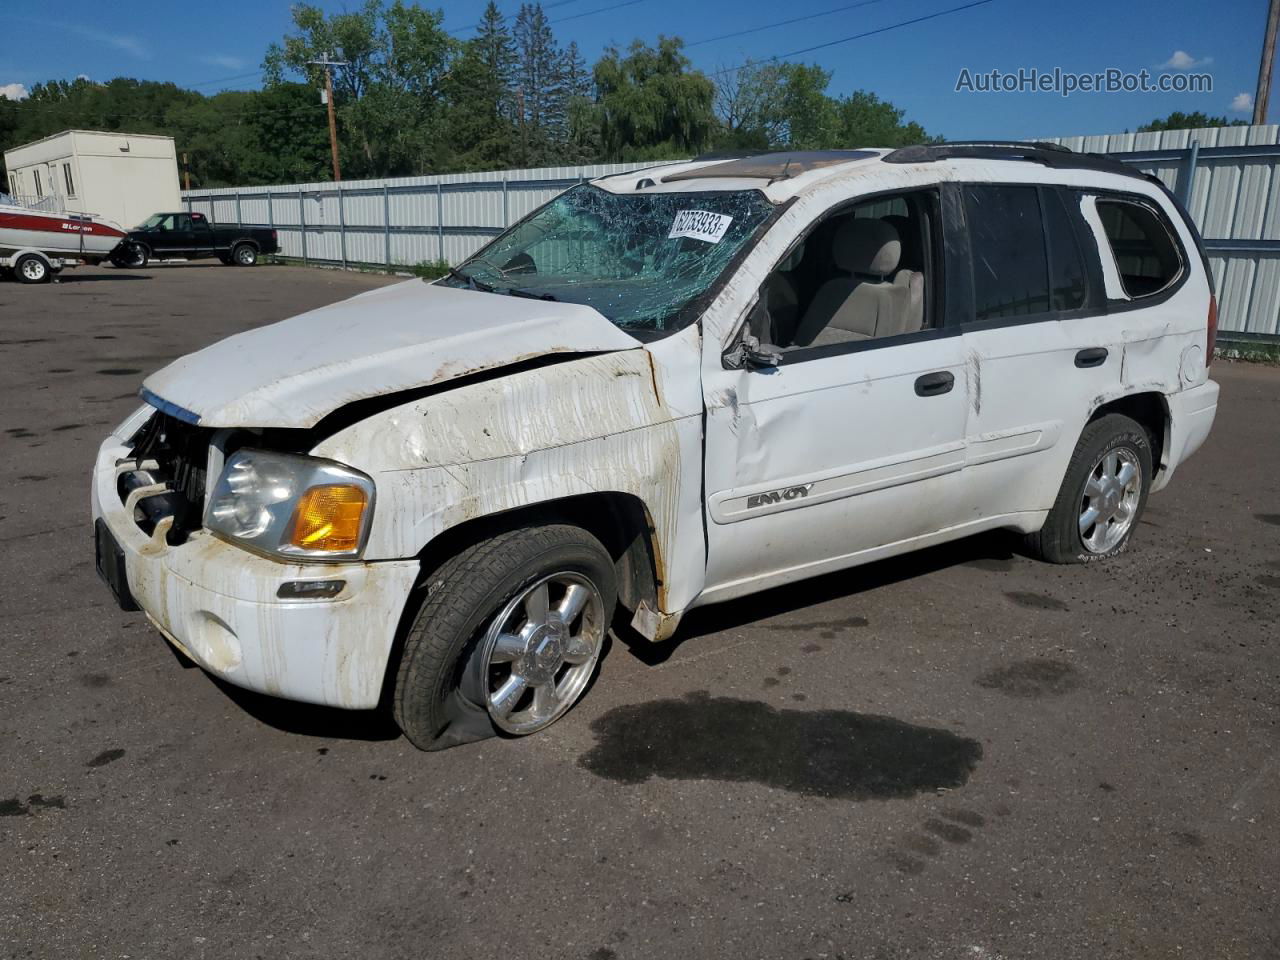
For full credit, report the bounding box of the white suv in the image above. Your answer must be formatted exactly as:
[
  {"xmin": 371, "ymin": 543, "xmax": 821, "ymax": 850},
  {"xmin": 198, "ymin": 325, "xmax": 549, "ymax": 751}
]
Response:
[{"xmin": 92, "ymin": 143, "xmax": 1220, "ymax": 749}]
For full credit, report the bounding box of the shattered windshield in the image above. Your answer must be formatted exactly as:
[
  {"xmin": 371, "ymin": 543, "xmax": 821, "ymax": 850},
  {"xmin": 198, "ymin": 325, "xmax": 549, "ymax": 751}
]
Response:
[{"xmin": 441, "ymin": 184, "xmax": 775, "ymax": 333}]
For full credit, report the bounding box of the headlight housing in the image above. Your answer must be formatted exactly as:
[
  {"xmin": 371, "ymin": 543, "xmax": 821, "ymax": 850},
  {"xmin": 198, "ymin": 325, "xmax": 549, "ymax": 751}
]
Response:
[{"xmin": 204, "ymin": 449, "xmax": 375, "ymax": 561}]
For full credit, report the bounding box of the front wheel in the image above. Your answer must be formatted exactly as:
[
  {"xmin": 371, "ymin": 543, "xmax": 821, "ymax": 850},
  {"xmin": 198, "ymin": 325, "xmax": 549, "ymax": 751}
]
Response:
[
  {"xmin": 112, "ymin": 243, "xmax": 148, "ymax": 268},
  {"xmin": 14, "ymin": 253, "xmax": 50, "ymax": 284},
  {"xmin": 1025, "ymin": 413, "xmax": 1153, "ymax": 564},
  {"xmin": 393, "ymin": 524, "xmax": 616, "ymax": 750}
]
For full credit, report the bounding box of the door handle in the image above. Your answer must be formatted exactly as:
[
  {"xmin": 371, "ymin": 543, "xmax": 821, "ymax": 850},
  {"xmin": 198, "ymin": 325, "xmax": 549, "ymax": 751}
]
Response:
[
  {"xmin": 914, "ymin": 371, "xmax": 955, "ymax": 397},
  {"xmin": 1075, "ymin": 347, "xmax": 1109, "ymax": 368}
]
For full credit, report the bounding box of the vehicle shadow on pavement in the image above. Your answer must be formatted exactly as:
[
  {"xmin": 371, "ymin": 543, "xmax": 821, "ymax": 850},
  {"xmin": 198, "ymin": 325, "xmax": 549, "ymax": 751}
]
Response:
[
  {"xmin": 208, "ymin": 675, "xmax": 402, "ymax": 742},
  {"xmin": 624, "ymin": 530, "xmax": 1021, "ymax": 666},
  {"xmin": 52, "ymin": 273, "xmax": 152, "ymax": 282}
]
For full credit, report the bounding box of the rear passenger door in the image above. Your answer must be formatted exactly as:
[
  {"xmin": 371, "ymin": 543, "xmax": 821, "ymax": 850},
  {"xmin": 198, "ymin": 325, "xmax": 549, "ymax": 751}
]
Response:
[
  {"xmin": 189, "ymin": 213, "xmax": 215, "ymax": 258},
  {"xmin": 951, "ymin": 183, "xmax": 1121, "ymax": 521}
]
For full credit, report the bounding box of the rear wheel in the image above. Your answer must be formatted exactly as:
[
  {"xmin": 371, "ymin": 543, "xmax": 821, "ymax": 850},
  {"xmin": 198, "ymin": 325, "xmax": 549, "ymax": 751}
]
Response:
[
  {"xmin": 231, "ymin": 243, "xmax": 258, "ymax": 266},
  {"xmin": 393, "ymin": 524, "xmax": 615, "ymax": 750},
  {"xmin": 14, "ymin": 253, "xmax": 50, "ymax": 284},
  {"xmin": 1025, "ymin": 413, "xmax": 1153, "ymax": 564}
]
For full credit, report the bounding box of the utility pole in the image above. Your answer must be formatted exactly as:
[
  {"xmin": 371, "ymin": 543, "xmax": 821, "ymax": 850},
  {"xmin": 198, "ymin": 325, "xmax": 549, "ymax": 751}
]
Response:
[
  {"xmin": 181, "ymin": 152, "xmax": 191, "ymax": 191},
  {"xmin": 309, "ymin": 52, "xmax": 348, "ymax": 181},
  {"xmin": 1255, "ymin": 0, "xmax": 1280, "ymax": 125}
]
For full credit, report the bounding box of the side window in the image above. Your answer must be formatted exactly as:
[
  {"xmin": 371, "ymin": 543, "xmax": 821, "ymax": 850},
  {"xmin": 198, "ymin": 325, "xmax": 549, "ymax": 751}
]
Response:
[
  {"xmin": 755, "ymin": 190, "xmax": 936, "ymax": 355},
  {"xmin": 174, "ymin": 214, "xmax": 192, "ymax": 231},
  {"xmin": 156, "ymin": 215, "xmax": 176, "ymax": 231},
  {"xmin": 1043, "ymin": 189, "xmax": 1088, "ymax": 311},
  {"xmin": 963, "ymin": 185, "xmax": 1049, "ymax": 320},
  {"xmin": 33, "ymin": 169, "xmax": 43, "ymax": 198},
  {"xmin": 62, "ymin": 162, "xmax": 76, "ymax": 198},
  {"xmin": 1095, "ymin": 199, "xmax": 1183, "ymax": 298}
]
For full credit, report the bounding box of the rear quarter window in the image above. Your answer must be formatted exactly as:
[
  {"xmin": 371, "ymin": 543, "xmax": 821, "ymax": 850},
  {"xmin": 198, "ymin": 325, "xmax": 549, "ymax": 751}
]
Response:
[{"xmin": 1095, "ymin": 198, "xmax": 1183, "ymax": 299}]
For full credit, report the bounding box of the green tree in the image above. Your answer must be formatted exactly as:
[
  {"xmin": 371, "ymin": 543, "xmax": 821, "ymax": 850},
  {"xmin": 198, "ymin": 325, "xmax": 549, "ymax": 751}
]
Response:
[
  {"xmin": 514, "ymin": 2, "xmax": 561, "ymax": 164},
  {"xmin": 715, "ymin": 60, "xmax": 835, "ymax": 149},
  {"xmin": 475, "ymin": 0, "xmax": 518, "ymax": 122},
  {"xmin": 828, "ymin": 90, "xmax": 931, "ymax": 148},
  {"xmin": 262, "ymin": 0, "xmax": 453, "ymax": 178},
  {"xmin": 243, "ymin": 83, "xmax": 332, "ymax": 183},
  {"xmin": 1138, "ymin": 111, "xmax": 1248, "ymax": 132},
  {"xmin": 438, "ymin": 40, "xmax": 518, "ymax": 171},
  {"xmin": 595, "ymin": 37, "xmax": 715, "ymax": 159},
  {"xmin": 558, "ymin": 41, "xmax": 600, "ymax": 162}
]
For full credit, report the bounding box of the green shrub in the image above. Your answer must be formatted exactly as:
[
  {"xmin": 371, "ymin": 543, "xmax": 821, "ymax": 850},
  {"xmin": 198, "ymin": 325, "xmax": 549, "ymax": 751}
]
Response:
[{"xmin": 409, "ymin": 259, "xmax": 451, "ymax": 280}]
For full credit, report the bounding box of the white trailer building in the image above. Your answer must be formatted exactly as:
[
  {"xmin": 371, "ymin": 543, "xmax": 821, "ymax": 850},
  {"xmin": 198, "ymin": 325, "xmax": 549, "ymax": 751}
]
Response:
[{"xmin": 4, "ymin": 130, "xmax": 181, "ymax": 229}]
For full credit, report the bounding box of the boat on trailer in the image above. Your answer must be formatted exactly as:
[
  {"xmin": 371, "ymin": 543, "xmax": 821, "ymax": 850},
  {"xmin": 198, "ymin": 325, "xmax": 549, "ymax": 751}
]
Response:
[{"xmin": 0, "ymin": 197, "xmax": 128, "ymax": 282}]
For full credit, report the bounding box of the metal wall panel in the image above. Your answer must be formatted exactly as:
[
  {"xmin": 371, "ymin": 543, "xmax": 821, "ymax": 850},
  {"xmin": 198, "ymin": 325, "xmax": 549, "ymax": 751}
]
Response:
[{"xmin": 185, "ymin": 141, "xmax": 1280, "ymax": 335}]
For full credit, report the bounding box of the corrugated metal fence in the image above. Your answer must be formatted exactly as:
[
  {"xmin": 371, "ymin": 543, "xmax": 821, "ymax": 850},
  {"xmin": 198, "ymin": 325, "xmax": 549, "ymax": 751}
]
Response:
[
  {"xmin": 184, "ymin": 126, "xmax": 1280, "ymax": 337},
  {"xmin": 182, "ymin": 161, "xmax": 669, "ymax": 270}
]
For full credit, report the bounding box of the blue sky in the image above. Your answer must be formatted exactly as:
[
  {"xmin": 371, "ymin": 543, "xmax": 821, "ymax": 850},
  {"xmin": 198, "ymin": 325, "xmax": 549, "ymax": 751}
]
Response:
[{"xmin": 0, "ymin": 0, "xmax": 1272, "ymax": 139}]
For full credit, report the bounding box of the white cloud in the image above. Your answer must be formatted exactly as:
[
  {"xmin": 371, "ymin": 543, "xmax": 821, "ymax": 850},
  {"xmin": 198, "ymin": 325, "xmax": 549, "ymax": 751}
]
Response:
[
  {"xmin": 0, "ymin": 82, "xmax": 29, "ymax": 101},
  {"xmin": 199, "ymin": 54, "xmax": 246, "ymax": 71},
  {"xmin": 76, "ymin": 74, "xmax": 91, "ymax": 82},
  {"xmin": 68, "ymin": 24, "xmax": 150, "ymax": 59},
  {"xmin": 1231, "ymin": 92, "xmax": 1255, "ymax": 113},
  {"xmin": 1161, "ymin": 50, "xmax": 1213, "ymax": 70}
]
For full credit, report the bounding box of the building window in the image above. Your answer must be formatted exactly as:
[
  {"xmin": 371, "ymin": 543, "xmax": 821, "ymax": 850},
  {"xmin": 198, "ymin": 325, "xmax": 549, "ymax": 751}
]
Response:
[
  {"xmin": 33, "ymin": 168, "xmax": 43, "ymax": 198},
  {"xmin": 62, "ymin": 162, "xmax": 76, "ymax": 197}
]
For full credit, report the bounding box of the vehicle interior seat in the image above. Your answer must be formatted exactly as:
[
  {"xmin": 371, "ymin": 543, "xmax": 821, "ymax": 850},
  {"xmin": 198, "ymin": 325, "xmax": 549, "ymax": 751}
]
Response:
[{"xmin": 791, "ymin": 219, "xmax": 922, "ymax": 347}]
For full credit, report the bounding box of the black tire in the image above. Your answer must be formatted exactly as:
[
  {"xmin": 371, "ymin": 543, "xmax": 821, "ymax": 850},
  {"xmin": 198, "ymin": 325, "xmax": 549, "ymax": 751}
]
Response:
[
  {"xmin": 231, "ymin": 243, "xmax": 258, "ymax": 266},
  {"xmin": 1025, "ymin": 413, "xmax": 1153, "ymax": 564},
  {"xmin": 14, "ymin": 253, "xmax": 50, "ymax": 284},
  {"xmin": 393, "ymin": 524, "xmax": 616, "ymax": 751},
  {"xmin": 112, "ymin": 244, "xmax": 148, "ymax": 268}
]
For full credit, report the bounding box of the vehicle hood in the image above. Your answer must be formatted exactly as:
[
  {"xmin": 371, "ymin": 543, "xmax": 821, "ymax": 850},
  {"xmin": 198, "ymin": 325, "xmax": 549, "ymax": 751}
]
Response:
[{"xmin": 141, "ymin": 280, "xmax": 642, "ymax": 429}]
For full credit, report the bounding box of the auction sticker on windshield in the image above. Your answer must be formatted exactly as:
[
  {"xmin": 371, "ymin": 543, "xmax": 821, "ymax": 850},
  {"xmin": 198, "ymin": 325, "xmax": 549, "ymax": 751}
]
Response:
[{"xmin": 669, "ymin": 210, "xmax": 734, "ymax": 244}]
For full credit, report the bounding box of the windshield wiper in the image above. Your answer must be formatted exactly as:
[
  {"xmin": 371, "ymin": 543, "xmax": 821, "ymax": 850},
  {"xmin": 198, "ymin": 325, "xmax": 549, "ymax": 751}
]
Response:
[
  {"xmin": 502, "ymin": 286, "xmax": 557, "ymax": 302},
  {"xmin": 447, "ymin": 266, "xmax": 494, "ymax": 292}
]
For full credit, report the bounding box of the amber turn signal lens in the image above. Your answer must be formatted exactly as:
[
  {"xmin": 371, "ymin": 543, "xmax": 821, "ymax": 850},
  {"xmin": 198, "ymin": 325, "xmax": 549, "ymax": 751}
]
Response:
[{"xmin": 287, "ymin": 484, "xmax": 368, "ymax": 553}]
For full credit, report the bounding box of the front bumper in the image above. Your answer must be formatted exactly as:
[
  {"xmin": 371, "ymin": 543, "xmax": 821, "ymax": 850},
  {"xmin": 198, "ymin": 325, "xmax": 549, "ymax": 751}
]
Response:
[
  {"xmin": 1152, "ymin": 378, "xmax": 1219, "ymax": 492},
  {"xmin": 91, "ymin": 434, "xmax": 419, "ymax": 709}
]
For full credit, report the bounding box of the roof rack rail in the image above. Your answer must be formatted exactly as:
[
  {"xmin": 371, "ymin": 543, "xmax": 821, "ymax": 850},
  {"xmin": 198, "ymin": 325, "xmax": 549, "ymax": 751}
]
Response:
[{"xmin": 882, "ymin": 141, "xmax": 1144, "ymax": 180}]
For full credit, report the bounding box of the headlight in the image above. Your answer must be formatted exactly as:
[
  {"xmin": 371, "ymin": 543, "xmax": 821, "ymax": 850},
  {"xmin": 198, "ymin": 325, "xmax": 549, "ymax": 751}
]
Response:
[{"xmin": 204, "ymin": 449, "xmax": 375, "ymax": 561}]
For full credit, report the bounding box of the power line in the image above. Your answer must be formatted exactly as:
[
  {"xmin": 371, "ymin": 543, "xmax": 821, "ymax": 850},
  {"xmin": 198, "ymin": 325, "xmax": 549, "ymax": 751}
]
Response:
[
  {"xmin": 187, "ymin": 69, "xmax": 265, "ymax": 90},
  {"xmin": 710, "ymin": 0, "xmax": 997, "ymax": 76},
  {"xmin": 551, "ymin": 0, "xmax": 649, "ymax": 26},
  {"xmin": 446, "ymin": 0, "xmax": 586, "ymax": 35},
  {"xmin": 686, "ymin": 0, "xmax": 895, "ymax": 49}
]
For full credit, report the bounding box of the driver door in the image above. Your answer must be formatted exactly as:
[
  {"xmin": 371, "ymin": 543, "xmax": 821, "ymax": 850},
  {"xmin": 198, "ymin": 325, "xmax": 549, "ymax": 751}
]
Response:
[{"xmin": 699, "ymin": 189, "xmax": 973, "ymax": 603}]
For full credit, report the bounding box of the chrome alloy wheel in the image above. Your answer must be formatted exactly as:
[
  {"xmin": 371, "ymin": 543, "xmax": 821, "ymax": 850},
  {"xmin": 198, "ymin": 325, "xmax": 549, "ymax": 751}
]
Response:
[
  {"xmin": 480, "ymin": 572, "xmax": 605, "ymax": 735},
  {"xmin": 1079, "ymin": 447, "xmax": 1142, "ymax": 553}
]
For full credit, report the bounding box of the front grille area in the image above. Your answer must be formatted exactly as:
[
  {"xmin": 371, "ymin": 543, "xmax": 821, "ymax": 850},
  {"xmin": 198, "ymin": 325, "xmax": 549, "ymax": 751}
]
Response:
[{"xmin": 119, "ymin": 411, "xmax": 214, "ymax": 541}]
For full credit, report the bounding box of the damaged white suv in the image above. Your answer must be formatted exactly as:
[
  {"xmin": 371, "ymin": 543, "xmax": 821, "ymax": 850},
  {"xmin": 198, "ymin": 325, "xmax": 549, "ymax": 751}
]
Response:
[{"xmin": 93, "ymin": 143, "xmax": 1220, "ymax": 749}]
